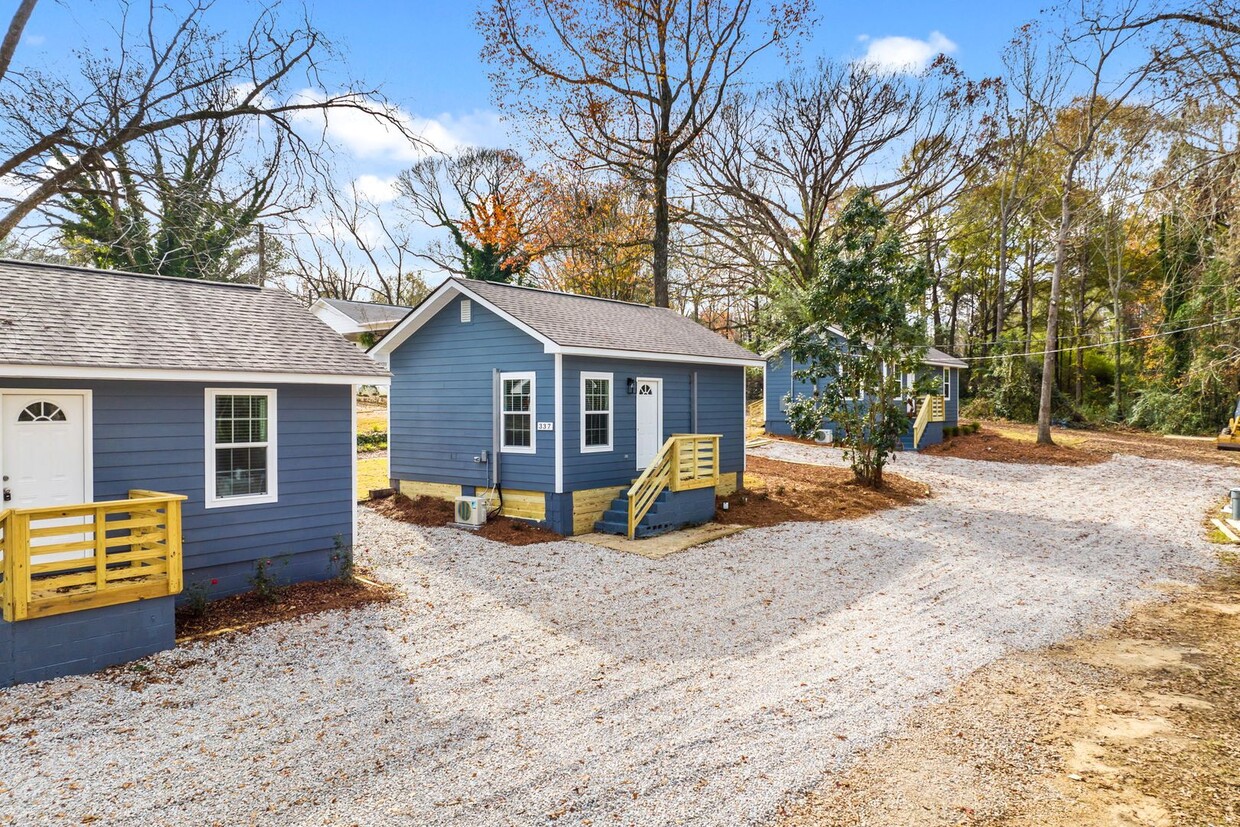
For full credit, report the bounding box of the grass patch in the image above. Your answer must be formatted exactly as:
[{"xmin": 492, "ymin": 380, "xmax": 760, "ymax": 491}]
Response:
[
  {"xmin": 358, "ymin": 412, "xmax": 387, "ymax": 433},
  {"xmin": 988, "ymin": 425, "xmax": 1087, "ymax": 448},
  {"xmin": 357, "ymin": 457, "xmax": 388, "ymax": 498}
]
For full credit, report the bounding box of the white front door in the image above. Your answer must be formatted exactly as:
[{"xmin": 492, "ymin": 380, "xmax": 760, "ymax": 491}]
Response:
[
  {"xmin": 1, "ymin": 392, "xmax": 91, "ymax": 559},
  {"xmin": 634, "ymin": 377, "xmax": 663, "ymax": 470}
]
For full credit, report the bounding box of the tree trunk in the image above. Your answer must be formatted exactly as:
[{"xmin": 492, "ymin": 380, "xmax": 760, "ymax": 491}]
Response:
[
  {"xmin": 652, "ymin": 154, "xmax": 670, "ymax": 307},
  {"xmin": 995, "ymin": 202, "xmax": 1009, "ymax": 346},
  {"xmin": 0, "ymin": 0, "xmax": 36, "ymax": 85},
  {"xmin": 1038, "ymin": 185, "xmax": 1074, "ymax": 445}
]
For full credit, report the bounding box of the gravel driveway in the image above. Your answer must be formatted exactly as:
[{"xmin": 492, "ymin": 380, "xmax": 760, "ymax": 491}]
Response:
[{"xmin": 1, "ymin": 447, "xmax": 1232, "ymax": 826}]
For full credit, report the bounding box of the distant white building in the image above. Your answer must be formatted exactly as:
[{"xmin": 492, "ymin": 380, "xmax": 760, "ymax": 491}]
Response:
[{"xmin": 310, "ymin": 298, "xmax": 412, "ymax": 347}]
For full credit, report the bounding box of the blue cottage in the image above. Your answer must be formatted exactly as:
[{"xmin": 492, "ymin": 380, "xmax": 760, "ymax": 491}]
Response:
[
  {"xmin": 371, "ymin": 278, "xmax": 764, "ymax": 539},
  {"xmin": 0, "ymin": 259, "xmax": 388, "ymax": 686},
  {"xmin": 763, "ymin": 332, "xmax": 969, "ymax": 450}
]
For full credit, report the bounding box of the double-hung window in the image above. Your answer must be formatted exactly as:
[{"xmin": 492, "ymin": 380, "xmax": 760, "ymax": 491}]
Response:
[
  {"xmin": 206, "ymin": 389, "xmax": 277, "ymax": 508},
  {"xmin": 501, "ymin": 372, "xmax": 536, "ymax": 453},
  {"xmin": 942, "ymin": 368, "xmax": 952, "ymax": 400},
  {"xmin": 581, "ymin": 372, "xmax": 613, "ymax": 452}
]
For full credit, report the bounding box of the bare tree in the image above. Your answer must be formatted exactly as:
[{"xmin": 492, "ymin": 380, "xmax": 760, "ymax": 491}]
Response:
[
  {"xmin": 479, "ymin": 0, "xmax": 811, "ymax": 306},
  {"xmin": 686, "ymin": 57, "xmax": 995, "ymax": 311},
  {"xmin": 0, "ymin": 0, "xmax": 414, "ymax": 241},
  {"xmin": 395, "ymin": 147, "xmax": 551, "ymax": 283},
  {"xmin": 282, "ymin": 183, "xmax": 429, "ymax": 306}
]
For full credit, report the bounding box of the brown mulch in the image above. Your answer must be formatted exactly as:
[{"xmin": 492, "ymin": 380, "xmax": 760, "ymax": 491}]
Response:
[
  {"xmin": 716, "ymin": 456, "xmax": 931, "ymax": 528},
  {"xmin": 175, "ymin": 576, "xmax": 394, "ymax": 640},
  {"xmin": 365, "ymin": 494, "xmax": 563, "ymax": 545},
  {"xmin": 920, "ymin": 428, "xmax": 1106, "ymax": 467}
]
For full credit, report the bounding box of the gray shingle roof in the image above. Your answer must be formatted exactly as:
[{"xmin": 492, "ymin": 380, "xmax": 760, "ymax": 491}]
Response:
[
  {"xmin": 320, "ymin": 297, "xmax": 411, "ymax": 326},
  {"xmin": 924, "ymin": 347, "xmax": 969, "ymax": 369},
  {"xmin": 0, "ymin": 259, "xmax": 388, "ymax": 378},
  {"xmin": 456, "ymin": 278, "xmax": 761, "ymax": 363}
]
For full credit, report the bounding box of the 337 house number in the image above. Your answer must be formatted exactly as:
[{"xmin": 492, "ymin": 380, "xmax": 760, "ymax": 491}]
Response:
[{"xmin": 536, "ymin": 421, "xmax": 554, "ymax": 431}]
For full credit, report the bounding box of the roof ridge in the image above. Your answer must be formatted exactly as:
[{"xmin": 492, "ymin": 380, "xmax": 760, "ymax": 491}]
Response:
[
  {"xmin": 0, "ymin": 257, "xmax": 263, "ymax": 291},
  {"xmin": 450, "ymin": 276, "xmax": 661, "ymax": 309}
]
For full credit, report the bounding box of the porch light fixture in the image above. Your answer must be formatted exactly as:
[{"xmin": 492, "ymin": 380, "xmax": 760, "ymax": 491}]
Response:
[{"xmin": 626, "ymin": 377, "xmax": 636, "ymax": 395}]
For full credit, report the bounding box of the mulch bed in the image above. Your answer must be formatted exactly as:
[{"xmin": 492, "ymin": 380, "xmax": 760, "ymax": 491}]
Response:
[
  {"xmin": 716, "ymin": 456, "xmax": 931, "ymax": 528},
  {"xmin": 365, "ymin": 494, "xmax": 563, "ymax": 545},
  {"xmin": 920, "ymin": 428, "xmax": 1106, "ymax": 466},
  {"xmin": 175, "ymin": 577, "xmax": 394, "ymax": 640}
]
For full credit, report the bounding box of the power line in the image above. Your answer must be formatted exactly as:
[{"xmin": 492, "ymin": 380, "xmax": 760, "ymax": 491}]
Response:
[{"xmin": 958, "ymin": 314, "xmax": 1240, "ymax": 362}]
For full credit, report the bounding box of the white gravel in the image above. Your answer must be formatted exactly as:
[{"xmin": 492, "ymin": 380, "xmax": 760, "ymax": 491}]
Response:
[{"xmin": 0, "ymin": 447, "xmax": 1232, "ymax": 826}]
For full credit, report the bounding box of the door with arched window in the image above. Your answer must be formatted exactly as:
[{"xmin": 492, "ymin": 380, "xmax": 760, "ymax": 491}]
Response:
[{"xmin": 1, "ymin": 392, "xmax": 90, "ymax": 513}]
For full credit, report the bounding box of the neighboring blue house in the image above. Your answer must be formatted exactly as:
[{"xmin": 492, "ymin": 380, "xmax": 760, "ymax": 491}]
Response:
[
  {"xmin": 763, "ymin": 332, "xmax": 969, "ymax": 450},
  {"xmin": 0, "ymin": 259, "xmax": 387, "ymax": 686},
  {"xmin": 370, "ymin": 278, "xmax": 763, "ymax": 539}
]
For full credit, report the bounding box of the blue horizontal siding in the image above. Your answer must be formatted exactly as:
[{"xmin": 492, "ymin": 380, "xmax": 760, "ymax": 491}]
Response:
[
  {"xmin": 387, "ymin": 296, "xmax": 554, "ymax": 491},
  {"xmin": 562, "ymin": 357, "xmax": 745, "ymax": 490},
  {"xmin": 766, "ymin": 344, "xmax": 962, "ymax": 448},
  {"xmin": 0, "ymin": 377, "xmax": 353, "ymax": 596}
]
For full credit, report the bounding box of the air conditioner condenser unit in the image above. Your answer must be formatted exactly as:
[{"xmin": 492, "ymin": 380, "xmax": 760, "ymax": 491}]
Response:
[{"xmin": 455, "ymin": 496, "xmax": 487, "ymax": 527}]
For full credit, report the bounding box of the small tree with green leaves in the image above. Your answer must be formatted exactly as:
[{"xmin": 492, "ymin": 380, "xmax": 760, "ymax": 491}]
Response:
[{"xmin": 781, "ymin": 191, "xmax": 930, "ymax": 487}]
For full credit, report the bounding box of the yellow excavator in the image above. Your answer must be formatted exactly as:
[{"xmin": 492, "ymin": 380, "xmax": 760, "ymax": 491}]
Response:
[{"xmin": 1220, "ymin": 395, "xmax": 1240, "ymax": 450}]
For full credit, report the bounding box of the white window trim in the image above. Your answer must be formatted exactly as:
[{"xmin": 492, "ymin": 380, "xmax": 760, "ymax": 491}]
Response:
[
  {"xmin": 205, "ymin": 388, "xmax": 278, "ymax": 509},
  {"xmin": 500, "ymin": 371, "xmax": 536, "ymax": 455},
  {"xmin": 942, "ymin": 368, "xmax": 952, "ymax": 400},
  {"xmin": 580, "ymin": 371, "xmax": 614, "ymax": 453}
]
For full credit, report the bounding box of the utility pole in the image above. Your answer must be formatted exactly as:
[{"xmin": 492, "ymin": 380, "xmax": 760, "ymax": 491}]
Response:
[{"xmin": 256, "ymin": 224, "xmax": 266, "ymax": 287}]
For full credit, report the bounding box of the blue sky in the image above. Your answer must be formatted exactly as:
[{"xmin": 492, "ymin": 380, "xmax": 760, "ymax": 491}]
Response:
[
  {"xmin": 13, "ymin": 0, "xmax": 1049, "ymax": 280},
  {"xmin": 19, "ymin": 0, "xmax": 1046, "ymax": 148}
]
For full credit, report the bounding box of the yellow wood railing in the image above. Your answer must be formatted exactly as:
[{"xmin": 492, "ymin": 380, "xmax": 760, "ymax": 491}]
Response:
[
  {"xmin": 912, "ymin": 395, "xmax": 947, "ymax": 449},
  {"xmin": 0, "ymin": 490, "xmax": 186, "ymax": 622},
  {"xmin": 627, "ymin": 434, "xmax": 720, "ymax": 539}
]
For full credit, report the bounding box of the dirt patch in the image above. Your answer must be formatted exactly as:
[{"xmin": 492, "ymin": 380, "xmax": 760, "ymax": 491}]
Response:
[
  {"xmin": 773, "ymin": 563, "xmax": 1240, "ymax": 827},
  {"xmin": 175, "ymin": 576, "xmax": 394, "ymax": 641},
  {"xmin": 365, "ymin": 494, "xmax": 563, "ymax": 545},
  {"xmin": 983, "ymin": 419, "xmax": 1240, "ymax": 467},
  {"xmin": 717, "ymin": 456, "xmax": 930, "ymax": 528},
  {"xmin": 921, "ymin": 427, "xmax": 1107, "ymax": 466}
]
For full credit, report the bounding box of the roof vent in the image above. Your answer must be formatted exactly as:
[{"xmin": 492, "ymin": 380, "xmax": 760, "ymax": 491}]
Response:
[{"xmin": 460, "ymin": 298, "xmax": 471, "ymax": 323}]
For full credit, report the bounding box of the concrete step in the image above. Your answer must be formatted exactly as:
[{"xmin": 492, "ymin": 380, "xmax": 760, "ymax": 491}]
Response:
[{"xmin": 593, "ymin": 519, "xmax": 628, "ymax": 536}]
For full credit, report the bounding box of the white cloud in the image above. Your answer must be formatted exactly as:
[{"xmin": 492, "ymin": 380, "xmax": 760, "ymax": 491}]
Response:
[
  {"xmin": 857, "ymin": 31, "xmax": 956, "ymax": 73},
  {"xmin": 352, "ymin": 174, "xmax": 400, "ymax": 204},
  {"xmin": 291, "ymin": 89, "xmax": 509, "ymax": 162},
  {"xmin": 23, "ymin": 34, "xmax": 45, "ymax": 46}
]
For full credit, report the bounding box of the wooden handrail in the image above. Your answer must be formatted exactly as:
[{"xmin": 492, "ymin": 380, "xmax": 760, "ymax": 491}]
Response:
[
  {"xmin": 912, "ymin": 395, "xmax": 933, "ymax": 449},
  {"xmin": 911, "ymin": 395, "xmax": 948, "ymax": 449},
  {"xmin": 626, "ymin": 434, "xmax": 721, "ymax": 540},
  {"xmin": 0, "ymin": 490, "xmax": 186, "ymax": 622}
]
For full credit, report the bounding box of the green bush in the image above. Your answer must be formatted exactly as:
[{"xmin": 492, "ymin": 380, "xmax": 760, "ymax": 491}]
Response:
[
  {"xmin": 968, "ymin": 422, "xmax": 981, "ymax": 434},
  {"xmin": 784, "ymin": 393, "xmax": 827, "ymax": 439},
  {"xmin": 944, "ymin": 425, "xmax": 959, "ymax": 438},
  {"xmin": 357, "ymin": 430, "xmax": 387, "ymax": 451}
]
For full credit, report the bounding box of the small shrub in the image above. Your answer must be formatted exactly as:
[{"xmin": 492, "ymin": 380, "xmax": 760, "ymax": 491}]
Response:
[
  {"xmin": 944, "ymin": 425, "xmax": 959, "ymax": 438},
  {"xmin": 183, "ymin": 582, "xmax": 210, "ymax": 618},
  {"xmin": 329, "ymin": 534, "xmax": 356, "ymax": 583},
  {"xmin": 357, "ymin": 430, "xmax": 387, "ymax": 452},
  {"xmin": 967, "ymin": 422, "xmax": 981, "ymax": 434},
  {"xmin": 783, "ymin": 392, "xmax": 827, "ymax": 439},
  {"xmin": 250, "ymin": 558, "xmax": 283, "ymax": 603}
]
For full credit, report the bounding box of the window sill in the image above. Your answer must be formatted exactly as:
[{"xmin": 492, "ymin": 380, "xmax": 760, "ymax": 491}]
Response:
[
  {"xmin": 580, "ymin": 445, "xmax": 613, "ymax": 454},
  {"xmin": 500, "ymin": 446, "xmax": 536, "ymax": 456},
  {"xmin": 205, "ymin": 493, "xmax": 278, "ymax": 509}
]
